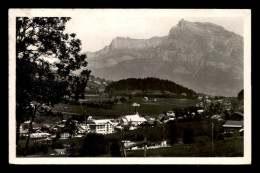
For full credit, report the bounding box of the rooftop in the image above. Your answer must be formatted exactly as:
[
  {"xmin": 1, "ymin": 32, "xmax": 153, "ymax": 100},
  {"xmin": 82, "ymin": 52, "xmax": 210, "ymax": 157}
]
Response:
[
  {"xmin": 125, "ymin": 114, "xmax": 147, "ymax": 122},
  {"xmin": 91, "ymin": 119, "xmax": 113, "ymax": 125},
  {"xmin": 223, "ymin": 121, "xmax": 243, "ymax": 128}
]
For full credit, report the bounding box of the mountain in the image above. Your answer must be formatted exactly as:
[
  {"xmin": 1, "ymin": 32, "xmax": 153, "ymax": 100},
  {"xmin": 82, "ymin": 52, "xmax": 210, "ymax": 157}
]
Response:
[{"xmin": 84, "ymin": 19, "xmax": 243, "ymax": 97}]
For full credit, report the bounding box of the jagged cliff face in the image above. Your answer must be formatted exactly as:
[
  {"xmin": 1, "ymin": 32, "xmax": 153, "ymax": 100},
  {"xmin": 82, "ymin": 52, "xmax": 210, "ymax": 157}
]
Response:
[{"xmin": 85, "ymin": 19, "xmax": 243, "ymax": 96}]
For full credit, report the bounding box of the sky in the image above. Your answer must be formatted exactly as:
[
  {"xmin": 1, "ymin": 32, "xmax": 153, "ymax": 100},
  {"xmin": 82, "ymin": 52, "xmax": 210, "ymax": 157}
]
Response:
[{"xmin": 64, "ymin": 10, "xmax": 244, "ymax": 52}]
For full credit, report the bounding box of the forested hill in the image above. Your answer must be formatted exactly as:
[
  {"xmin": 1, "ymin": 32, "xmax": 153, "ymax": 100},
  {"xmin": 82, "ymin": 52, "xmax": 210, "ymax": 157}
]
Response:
[{"xmin": 105, "ymin": 77, "xmax": 197, "ymax": 98}]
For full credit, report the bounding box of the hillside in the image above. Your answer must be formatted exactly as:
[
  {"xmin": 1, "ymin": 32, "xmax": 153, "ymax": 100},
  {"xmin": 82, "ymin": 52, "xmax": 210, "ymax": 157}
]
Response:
[
  {"xmin": 105, "ymin": 77, "xmax": 197, "ymax": 98},
  {"xmin": 85, "ymin": 19, "xmax": 243, "ymax": 97}
]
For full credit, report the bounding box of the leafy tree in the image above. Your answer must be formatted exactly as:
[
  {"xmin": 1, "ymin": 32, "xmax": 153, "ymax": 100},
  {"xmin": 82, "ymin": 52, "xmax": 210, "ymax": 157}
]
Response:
[
  {"xmin": 110, "ymin": 141, "xmax": 121, "ymax": 157},
  {"xmin": 224, "ymin": 110, "xmax": 230, "ymax": 120},
  {"xmin": 231, "ymin": 100, "xmax": 239, "ymax": 112},
  {"xmin": 237, "ymin": 89, "xmax": 244, "ymax": 100},
  {"xmin": 16, "ymin": 17, "xmax": 91, "ymax": 156}
]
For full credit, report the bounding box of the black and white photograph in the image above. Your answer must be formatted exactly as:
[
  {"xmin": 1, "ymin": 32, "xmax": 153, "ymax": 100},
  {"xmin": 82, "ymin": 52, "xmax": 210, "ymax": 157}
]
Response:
[{"xmin": 8, "ymin": 9, "xmax": 251, "ymax": 164}]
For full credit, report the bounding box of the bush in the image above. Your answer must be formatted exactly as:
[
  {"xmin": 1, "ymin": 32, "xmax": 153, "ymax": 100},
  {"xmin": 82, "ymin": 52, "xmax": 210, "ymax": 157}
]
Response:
[
  {"xmin": 79, "ymin": 133, "xmax": 107, "ymax": 156},
  {"xmin": 165, "ymin": 121, "xmax": 178, "ymax": 145},
  {"xmin": 240, "ymin": 131, "xmax": 244, "ymax": 136},
  {"xmin": 183, "ymin": 128, "xmax": 195, "ymax": 144},
  {"xmin": 120, "ymin": 97, "xmax": 127, "ymax": 103},
  {"xmin": 114, "ymin": 98, "xmax": 119, "ymax": 103},
  {"xmin": 128, "ymin": 95, "xmax": 133, "ymax": 100},
  {"xmin": 224, "ymin": 133, "xmax": 232, "ymax": 138},
  {"xmin": 51, "ymin": 140, "xmax": 64, "ymax": 149},
  {"xmin": 217, "ymin": 133, "xmax": 224, "ymax": 141},
  {"xmin": 110, "ymin": 141, "xmax": 121, "ymax": 157},
  {"xmin": 195, "ymin": 136, "xmax": 211, "ymax": 144}
]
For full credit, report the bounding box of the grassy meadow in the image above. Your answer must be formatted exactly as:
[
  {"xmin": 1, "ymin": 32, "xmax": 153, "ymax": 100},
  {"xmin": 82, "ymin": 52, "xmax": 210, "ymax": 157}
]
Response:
[{"xmin": 51, "ymin": 96, "xmax": 200, "ymax": 118}]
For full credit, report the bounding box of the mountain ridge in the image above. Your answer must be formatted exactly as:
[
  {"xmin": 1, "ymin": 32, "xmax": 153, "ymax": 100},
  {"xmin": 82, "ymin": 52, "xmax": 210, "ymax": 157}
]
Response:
[{"xmin": 84, "ymin": 19, "xmax": 243, "ymax": 97}]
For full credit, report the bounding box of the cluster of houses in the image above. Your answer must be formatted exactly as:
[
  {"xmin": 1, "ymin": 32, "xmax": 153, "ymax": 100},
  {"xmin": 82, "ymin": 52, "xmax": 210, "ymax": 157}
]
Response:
[
  {"xmin": 19, "ymin": 109, "xmax": 179, "ymax": 142},
  {"xmin": 19, "ymin": 100, "xmax": 244, "ymax": 144}
]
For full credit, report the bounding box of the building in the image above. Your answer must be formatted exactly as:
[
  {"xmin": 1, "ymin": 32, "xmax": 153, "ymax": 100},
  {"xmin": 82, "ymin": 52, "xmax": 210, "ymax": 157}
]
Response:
[
  {"xmin": 231, "ymin": 112, "xmax": 244, "ymax": 121},
  {"xmin": 123, "ymin": 113, "xmax": 147, "ymax": 126},
  {"xmin": 181, "ymin": 93, "xmax": 187, "ymax": 97},
  {"xmin": 60, "ymin": 132, "xmax": 71, "ymax": 139},
  {"xmin": 223, "ymin": 120, "xmax": 243, "ymax": 133},
  {"xmin": 120, "ymin": 117, "xmax": 129, "ymax": 125},
  {"xmin": 143, "ymin": 97, "xmax": 148, "ymax": 101},
  {"xmin": 30, "ymin": 132, "xmax": 51, "ymax": 139},
  {"xmin": 19, "ymin": 125, "xmax": 29, "ymax": 137},
  {"xmin": 197, "ymin": 109, "xmax": 204, "ymax": 114},
  {"xmin": 166, "ymin": 111, "xmax": 175, "ymax": 116},
  {"xmin": 88, "ymin": 119, "xmax": 115, "ymax": 135},
  {"xmin": 53, "ymin": 149, "xmax": 67, "ymax": 155}
]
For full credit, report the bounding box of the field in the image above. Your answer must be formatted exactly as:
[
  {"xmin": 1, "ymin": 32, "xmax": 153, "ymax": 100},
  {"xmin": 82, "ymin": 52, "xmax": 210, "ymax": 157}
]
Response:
[
  {"xmin": 18, "ymin": 135, "xmax": 243, "ymax": 157},
  {"xmin": 52, "ymin": 96, "xmax": 200, "ymax": 118},
  {"xmin": 125, "ymin": 136, "xmax": 243, "ymax": 157}
]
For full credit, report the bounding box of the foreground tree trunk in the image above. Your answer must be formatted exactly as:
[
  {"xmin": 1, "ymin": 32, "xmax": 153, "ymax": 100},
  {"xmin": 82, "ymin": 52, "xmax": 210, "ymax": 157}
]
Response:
[
  {"xmin": 16, "ymin": 119, "xmax": 21, "ymax": 146},
  {"xmin": 23, "ymin": 107, "xmax": 37, "ymax": 157}
]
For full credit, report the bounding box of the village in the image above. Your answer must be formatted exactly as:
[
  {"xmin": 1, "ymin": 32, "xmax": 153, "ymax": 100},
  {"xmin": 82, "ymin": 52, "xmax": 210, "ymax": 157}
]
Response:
[{"xmin": 17, "ymin": 94, "xmax": 244, "ymax": 157}]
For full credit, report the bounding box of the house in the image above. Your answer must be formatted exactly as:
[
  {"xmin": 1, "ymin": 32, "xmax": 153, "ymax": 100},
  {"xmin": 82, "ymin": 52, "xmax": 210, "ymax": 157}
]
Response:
[
  {"xmin": 177, "ymin": 116, "xmax": 184, "ymax": 120},
  {"xmin": 206, "ymin": 99, "xmax": 211, "ymax": 103},
  {"xmin": 143, "ymin": 97, "xmax": 148, "ymax": 101},
  {"xmin": 77, "ymin": 124, "xmax": 89, "ymax": 133},
  {"xmin": 60, "ymin": 132, "xmax": 71, "ymax": 139},
  {"xmin": 157, "ymin": 114, "xmax": 166, "ymax": 123},
  {"xmin": 115, "ymin": 125, "xmax": 124, "ymax": 131},
  {"xmin": 166, "ymin": 111, "xmax": 175, "ymax": 117},
  {"xmin": 217, "ymin": 100, "xmax": 223, "ymax": 103},
  {"xmin": 129, "ymin": 126, "xmax": 138, "ymax": 130},
  {"xmin": 122, "ymin": 140, "xmax": 136, "ymax": 149},
  {"xmin": 120, "ymin": 117, "xmax": 129, "ymax": 125},
  {"xmin": 19, "ymin": 125, "xmax": 29, "ymax": 137},
  {"xmin": 223, "ymin": 121, "xmax": 243, "ymax": 133},
  {"xmin": 88, "ymin": 119, "xmax": 115, "ymax": 135},
  {"xmin": 53, "ymin": 148, "xmax": 67, "ymax": 155},
  {"xmin": 181, "ymin": 93, "xmax": 187, "ymax": 97},
  {"xmin": 139, "ymin": 121, "xmax": 154, "ymax": 128},
  {"xmin": 87, "ymin": 116, "xmax": 93, "ymax": 121},
  {"xmin": 30, "ymin": 132, "xmax": 51, "ymax": 139},
  {"xmin": 197, "ymin": 109, "xmax": 204, "ymax": 114},
  {"xmin": 211, "ymin": 115, "xmax": 222, "ymax": 120},
  {"xmin": 230, "ymin": 112, "xmax": 244, "ymax": 121},
  {"xmin": 123, "ymin": 113, "xmax": 147, "ymax": 126},
  {"xmin": 98, "ymin": 86, "xmax": 105, "ymax": 92},
  {"xmin": 32, "ymin": 124, "xmax": 42, "ymax": 131}
]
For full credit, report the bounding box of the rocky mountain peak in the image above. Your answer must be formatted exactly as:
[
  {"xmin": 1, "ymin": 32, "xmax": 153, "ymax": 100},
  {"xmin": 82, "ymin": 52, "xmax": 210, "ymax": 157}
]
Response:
[{"xmin": 85, "ymin": 19, "xmax": 243, "ymax": 96}]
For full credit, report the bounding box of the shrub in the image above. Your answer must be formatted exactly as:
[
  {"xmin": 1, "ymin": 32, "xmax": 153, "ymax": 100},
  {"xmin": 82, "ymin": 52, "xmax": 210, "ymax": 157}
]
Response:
[
  {"xmin": 183, "ymin": 128, "xmax": 195, "ymax": 144},
  {"xmin": 224, "ymin": 133, "xmax": 232, "ymax": 138},
  {"xmin": 120, "ymin": 97, "xmax": 127, "ymax": 103},
  {"xmin": 114, "ymin": 98, "xmax": 119, "ymax": 103},
  {"xmin": 217, "ymin": 133, "xmax": 224, "ymax": 141},
  {"xmin": 195, "ymin": 136, "xmax": 211, "ymax": 144},
  {"xmin": 79, "ymin": 133, "xmax": 107, "ymax": 156},
  {"xmin": 165, "ymin": 121, "xmax": 178, "ymax": 144},
  {"xmin": 110, "ymin": 141, "xmax": 121, "ymax": 157},
  {"xmin": 51, "ymin": 140, "xmax": 64, "ymax": 149}
]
